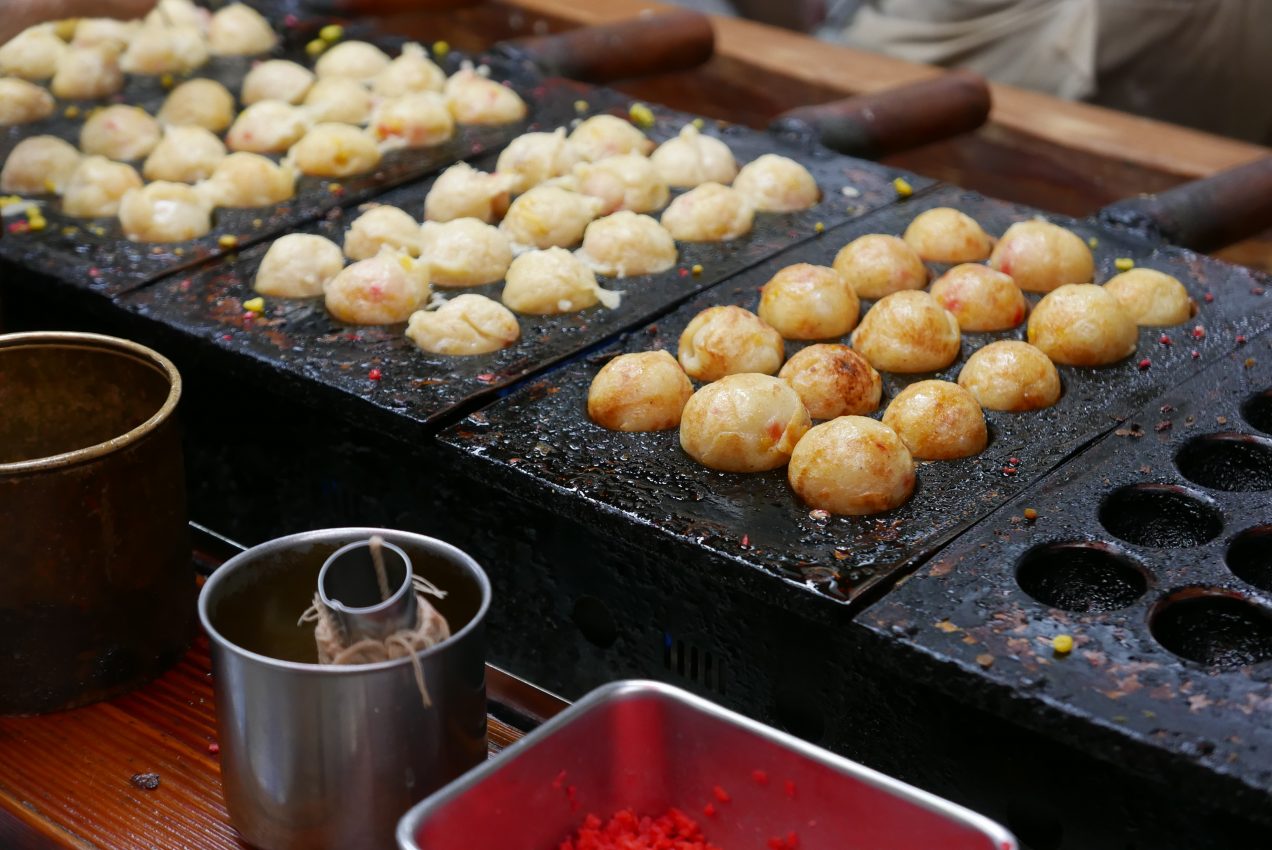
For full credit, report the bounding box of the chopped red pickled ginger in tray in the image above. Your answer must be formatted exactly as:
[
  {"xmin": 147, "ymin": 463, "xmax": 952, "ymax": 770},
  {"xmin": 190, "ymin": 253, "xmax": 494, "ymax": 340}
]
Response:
[{"xmin": 560, "ymin": 807, "xmax": 722, "ymax": 850}]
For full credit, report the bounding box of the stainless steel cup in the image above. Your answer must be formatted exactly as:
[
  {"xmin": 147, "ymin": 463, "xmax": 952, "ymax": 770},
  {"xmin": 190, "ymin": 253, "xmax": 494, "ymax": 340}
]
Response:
[{"xmin": 199, "ymin": 528, "xmax": 490, "ymax": 850}]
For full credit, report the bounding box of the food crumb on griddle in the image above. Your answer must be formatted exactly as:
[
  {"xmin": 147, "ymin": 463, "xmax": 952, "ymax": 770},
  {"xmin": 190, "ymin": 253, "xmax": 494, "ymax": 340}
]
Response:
[{"xmin": 129, "ymin": 772, "xmax": 161, "ymax": 791}]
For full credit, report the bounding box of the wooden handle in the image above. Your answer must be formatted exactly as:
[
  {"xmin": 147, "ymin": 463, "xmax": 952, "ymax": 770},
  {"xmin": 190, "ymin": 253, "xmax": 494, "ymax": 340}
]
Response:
[
  {"xmin": 505, "ymin": 10, "xmax": 715, "ymax": 83},
  {"xmin": 1097, "ymin": 157, "xmax": 1272, "ymax": 253},
  {"xmin": 769, "ymin": 70, "xmax": 991, "ymax": 159}
]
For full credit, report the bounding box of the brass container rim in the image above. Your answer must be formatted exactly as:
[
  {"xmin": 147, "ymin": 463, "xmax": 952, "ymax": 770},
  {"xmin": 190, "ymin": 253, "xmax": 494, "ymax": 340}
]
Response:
[{"xmin": 0, "ymin": 331, "xmax": 182, "ymax": 476}]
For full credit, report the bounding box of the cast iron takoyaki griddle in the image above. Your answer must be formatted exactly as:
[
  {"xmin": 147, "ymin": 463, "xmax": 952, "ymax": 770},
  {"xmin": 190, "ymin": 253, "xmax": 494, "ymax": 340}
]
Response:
[
  {"xmin": 437, "ymin": 184, "xmax": 1272, "ymax": 610},
  {"xmin": 860, "ymin": 332, "xmax": 1272, "ymax": 825}
]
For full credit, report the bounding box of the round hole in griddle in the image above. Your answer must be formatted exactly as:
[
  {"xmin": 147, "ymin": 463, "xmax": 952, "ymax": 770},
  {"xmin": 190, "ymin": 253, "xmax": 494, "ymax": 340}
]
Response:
[
  {"xmin": 1241, "ymin": 389, "xmax": 1272, "ymax": 435},
  {"xmin": 570, "ymin": 595, "xmax": 618, "ymax": 649},
  {"xmin": 1015, "ymin": 542, "xmax": 1148, "ymax": 612},
  {"xmin": 1098, "ymin": 484, "xmax": 1222, "ymax": 548},
  {"xmin": 1226, "ymin": 526, "xmax": 1272, "ymax": 593},
  {"xmin": 1175, "ymin": 432, "xmax": 1272, "ymax": 492},
  {"xmin": 1150, "ymin": 589, "xmax": 1272, "ymax": 668}
]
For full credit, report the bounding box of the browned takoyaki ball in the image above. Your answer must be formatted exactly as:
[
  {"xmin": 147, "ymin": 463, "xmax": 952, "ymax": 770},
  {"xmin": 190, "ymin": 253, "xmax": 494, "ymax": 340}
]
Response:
[
  {"xmin": 929, "ymin": 264, "xmax": 1027, "ymax": 332},
  {"xmin": 882, "ymin": 380, "xmax": 987, "ymax": 460},
  {"xmin": 757, "ymin": 264, "xmax": 860, "ymax": 340},
  {"xmin": 678, "ymin": 306, "xmax": 785, "ymax": 382},
  {"xmin": 588, "ymin": 351, "xmax": 694, "ymax": 432},
  {"xmin": 1027, "ymin": 284, "xmax": 1138, "ymax": 366},
  {"xmin": 957, "ymin": 340, "xmax": 1062, "ymax": 412},
  {"xmin": 778, "ymin": 344, "xmax": 882, "ymax": 420},
  {"xmin": 680, "ymin": 374, "xmax": 810, "ymax": 472},
  {"xmin": 787, "ymin": 416, "xmax": 915, "ymax": 515}
]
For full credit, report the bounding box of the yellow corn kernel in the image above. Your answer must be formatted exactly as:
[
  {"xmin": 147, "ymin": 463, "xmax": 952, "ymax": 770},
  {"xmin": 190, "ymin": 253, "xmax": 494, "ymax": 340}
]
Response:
[
  {"xmin": 319, "ymin": 24, "xmax": 344, "ymax": 43},
  {"xmin": 306, "ymin": 39, "xmax": 327, "ymax": 58},
  {"xmin": 0, "ymin": 195, "xmax": 20, "ymax": 207},
  {"xmin": 691, "ymin": 117, "xmax": 705, "ymax": 130},
  {"xmin": 573, "ymin": 99, "xmax": 589, "ymax": 114},
  {"xmin": 432, "ymin": 40, "xmax": 450, "ymax": 58},
  {"xmin": 691, "ymin": 263, "xmax": 703, "ymax": 276},
  {"xmin": 27, "ymin": 216, "xmax": 47, "ymax": 231},
  {"xmin": 398, "ymin": 255, "xmax": 415, "ymax": 272},
  {"xmin": 43, "ymin": 178, "xmax": 57, "ymax": 193},
  {"xmin": 1114, "ymin": 257, "xmax": 1134, "ymax": 271},
  {"xmin": 629, "ymin": 102, "xmax": 655, "ymax": 129},
  {"xmin": 63, "ymin": 105, "xmax": 80, "ymax": 119},
  {"xmin": 893, "ymin": 177, "xmax": 913, "ymax": 198},
  {"xmin": 53, "ymin": 18, "xmax": 79, "ymax": 41},
  {"xmin": 1087, "ymin": 236, "xmax": 1099, "ymax": 248},
  {"xmin": 218, "ymin": 234, "xmax": 239, "ymax": 249},
  {"xmin": 1052, "ymin": 634, "xmax": 1074, "ymax": 655},
  {"xmin": 328, "ymin": 182, "xmax": 343, "ymax": 194},
  {"xmin": 814, "ymin": 221, "xmax": 825, "ymax": 234},
  {"xmin": 243, "ymin": 296, "xmax": 265, "ymax": 313},
  {"xmin": 160, "ymin": 73, "xmax": 174, "ymax": 89}
]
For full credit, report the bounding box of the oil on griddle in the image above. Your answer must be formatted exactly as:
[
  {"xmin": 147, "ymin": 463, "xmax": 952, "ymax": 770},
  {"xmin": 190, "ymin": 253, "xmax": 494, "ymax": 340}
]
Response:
[{"xmin": 440, "ymin": 185, "xmax": 1272, "ymax": 609}]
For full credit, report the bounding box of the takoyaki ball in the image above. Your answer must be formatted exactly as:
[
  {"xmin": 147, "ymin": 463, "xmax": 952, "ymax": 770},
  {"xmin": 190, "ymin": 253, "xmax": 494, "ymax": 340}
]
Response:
[
  {"xmin": 0, "ymin": 26, "xmax": 67, "ymax": 80},
  {"xmin": 957, "ymin": 340, "xmax": 1061, "ymax": 412},
  {"xmin": 80, "ymin": 106, "xmax": 162, "ymax": 162},
  {"xmin": 121, "ymin": 23, "xmax": 209, "ymax": 74},
  {"xmin": 988, "ymin": 220, "xmax": 1093, "ymax": 293},
  {"xmin": 242, "ymin": 60, "xmax": 314, "ymax": 105},
  {"xmin": 288, "ymin": 123, "xmax": 381, "ymax": 178},
  {"xmin": 929, "ymin": 263, "xmax": 1026, "ymax": 332},
  {"xmin": 495, "ymin": 128, "xmax": 582, "ymax": 194},
  {"xmin": 254, "ymin": 234, "xmax": 345, "ymax": 298},
  {"xmin": 147, "ymin": 0, "xmax": 208, "ymax": 31},
  {"xmin": 61, "ymin": 156, "xmax": 143, "ymax": 218},
  {"xmin": 406, "ymin": 294, "xmax": 520, "ymax": 356},
  {"xmin": 758, "ymin": 263, "xmax": 860, "ymax": 340},
  {"xmin": 660, "ymin": 182, "xmax": 754, "ymax": 242},
  {"xmin": 369, "ymin": 92, "xmax": 454, "ymax": 149},
  {"xmin": 207, "ymin": 3, "xmax": 276, "ymax": 56},
  {"xmin": 1027, "ymin": 283, "xmax": 1138, "ymax": 366},
  {"xmin": 343, "ymin": 205, "xmax": 421, "ymax": 261},
  {"xmin": 588, "ymin": 351, "xmax": 693, "ymax": 432},
  {"xmin": 733, "ymin": 154, "xmax": 819, "ymax": 212},
  {"xmin": 423, "ymin": 162, "xmax": 516, "ymax": 223},
  {"xmin": 1103, "ymin": 268, "xmax": 1192, "ymax": 326},
  {"xmin": 882, "ymin": 380, "xmax": 987, "ymax": 461},
  {"xmin": 788, "ymin": 416, "xmax": 915, "ymax": 516},
  {"xmin": 72, "ymin": 18, "xmax": 140, "ymax": 51},
  {"xmin": 142, "ymin": 125, "xmax": 226, "ymax": 183},
  {"xmin": 902, "ymin": 207, "xmax": 993, "ymax": 263},
  {"xmin": 681, "ymin": 374, "xmax": 810, "ymax": 472},
  {"xmin": 569, "ymin": 114, "xmax": 654, "ymax": 162},
  {"xmin": 226, "ymin": 100, "xmax": 309, "ymax": 154},
  {"xmin": 501, "ymin": 247, "xmax": 621, "ymax": 315},
  {"xmin": 650, "ymin": 123, "xmax": 737, "ymax": 188},
  {"xmin": 50, "ymin": 45, "xmax": 124, "ymax": 100},
  {"xmin": 118, "ymin": 181, "xmax": 212, "ymax": 242},
  {"xmin": 500, "ymin": 186, "xmax": 605, "ymax": 250},
  {"xmin": 302, "ymin": 77, "xmax": 374, "ymax": 125},
  {"xmin": 832, "ymin": 234, "xmax": 928, "ymax": 300},
  {"xmin": 158, "ymin": 78, "xmax": 235, "ymax": 132},
  {"xmin": 444, "ymin": 67, "xmax": 527, "ymax": 125},
  {"xmin": 419, "ymin": 218, "xmax": 512, "ymax": 288},
  {"xmin": 0, "ymin": 77, "xmax": 54, "ymax": 125},
  {"xmin": 851, "ymin": 290, "xmax": 961, "ymax": 373},
  {"xmin": 315, "ymin": 40, "xmax": 390, "ymax": 82},
  {"xmin": 324, "ymin": 248, "xmax": 430, "ymax": 325},
  {"xmin": 577, "ymin": 211, "xmax": 677, "ymax": 278},
  {"xmin": 678, "ymin": 305, "xmax": 784, "ymax": 382},
  {"xmin": 1, "ymin": 136, "xmax": 81, "ymax": 194},
  {"xmin": 196, "ymin": 152, "xmax": 295, "ymax": 208},
  {"xmin": 372, "ymin": 43, "xmax": 445, "ymax": 97},
  {"xmin": 573, "ymin": 154, "xmax": 670, "ymax": 214},
  {"xmin": 778, "ymin": 344, "xmax": 882, "ymax": 420}
]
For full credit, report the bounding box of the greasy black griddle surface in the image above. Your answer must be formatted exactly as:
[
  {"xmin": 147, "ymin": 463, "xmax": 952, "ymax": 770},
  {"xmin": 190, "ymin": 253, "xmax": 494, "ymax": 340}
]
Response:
[{"xmin": 439, "ymin": 185, "xmax": 1272, "ymax": 609}]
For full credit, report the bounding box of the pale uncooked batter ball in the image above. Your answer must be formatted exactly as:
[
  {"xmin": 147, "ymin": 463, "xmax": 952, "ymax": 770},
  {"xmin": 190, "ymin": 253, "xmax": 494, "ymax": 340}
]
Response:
[
  {"xmin": 501, "ymin": 247, "xmax": 621, "ymax": 314},
  {"xmin": 372, "ymin": 43, "xmax": 445, "ymax": 97},
  {"xmin": 680, "ymin": 374, "xmax": 810, "ymax": 473},
  {"xmin": 72, "ymin": 19, "xmax": 140, "ymax": 51},
  {"xmin": 369, "ymin": 92, "xmax": 454, "ymax": 148},
  {"xmin": 496, "ymin": 129, "xmax": 583, "ymax": 194},
  {"xmin": 733, "ymin": 154, "xmax": 819, "ymax": 212},
  {"xmin": 50, "ymin": 45, "xmax": 124, "ymax": 100},
  {"xmin": 121, "ymin": 23, "xmax": 208, "ymax": 74},
  {"xmin": 143, "ymin": 125, "xmax": 226, "ymax": 183},
  {"xmin": 1, "ymin": 136, "xmax": 81, "ymax": 194},
  {"xmin": 778, "ymin": 344, "xmax": 882, "ymax": 420},
  {"xmin": 660, "ymin": 182, "xmax": 754, "ymax": 242},
  {"xmin": 343, "ymin": 205, "xmax": 422, "ymax": 261},
  {"xmin": 929, "ymin": 263, "xmax": 1026, "ymax": 332},
  {"xmin": 650, "ymin": 123, "xmax": 737, "ymax": 188},
  {"xmin": 852, "ymin": 290, "xmax": 961, "ymax": 373},
  {"xmin": 289, "ymin": 123, "xmax": 381, "ymax": 178},
  {"xmin": 577, "ymin": 211, "xmax": 677, "ymax": 278},
  {"xmin": 1027, "ymin": 283, "xmax": 1138, "ymax": 366},
  {"xmin": 678, "ymin": 305, "xmax": 785, "ymax": 382},
  {"xmin": 0, "ymin": 77, "xmax": 54, "ymax": 125},
  {"xmin": 882, "ymin": 380, "xmax": 987, "ymax": 460},
  {"xmin": 254, "ymin": 234, "xmax": 345, "ymax": 298},
  {"xmin": 419, "ymin": 218, "xmax": 513, "ymax": 287},
  {"xmin": 957, "ymin": 340, "xmax": 1062, "ymax": 411},
  {"xmin": 208, "ymin": 3, "xmax": 277, "ymax": 56},
  {"xmin": 423, "ymin": 162, "xmax": 516, "ymax": 223},
  {"xmin": 146, "ymin": 0, "xmax": 207, "ymax": 31},
  {"xmin": 406, "ymin": 294, "xmax": 520, "ymax": 355},
  {"xmin": 298, "ymin": 77, "xmax": 372, "ymax": 125},
  {"xmin": 61, "ymin": 156, "xmax": 143, "ymax": 218},
  {"xmin": 81, "ymin": 106, "xmax": 162, "ymax": 162},
  {"xmin": 569, "ymin": 114, "xmax": 653, "ymax": 162},
  {"xmin": 573, "ymin": 154, "xmax": 670, "ymax": 214},
  {"xmin": 0, "ymin": 26, "xmax": 67, "ymax": 80},
  {"xmin": 989, "ymin": 220, "xmax": 1093, "ymax": 293},
  {"xmin": 196, "ymin": 152, "xmax": 295, "ymax": 208},
  {"xmin": 903, "ymin": 207, "xmax": 993, "ymax": 263},
  {"xmin": 118, "ymin": 181, "xmax": 212, "ymax": 242},
  {"xmin": 1103, "ymin": 268, "xmax": 1192, "ymax": 326},
  {"xmin": 758, "ymin": 263, "xmax": 860, "ymax": 340},
  {"xmin": 500, "ymin": 186, "xmax": 605, "ymax": 250},
  {"xmin": 242, "ymin": 60, "xmax": 315, "ymax": 105},
  {"xmin": 325, "ymin": 249, "xmax": 431, "ymax": 324},
  {"xmin": 588, "ymin": 350, "xmax": 693, "ymax": 432},
  {"xmin": 227, "ymin": 100, "xmax": 310, "ymax": 154},
  {"xmin": 832, "ymin": 234, "xmax": 928, "ymax": 300},
  {"xmin": 315, "ymin": 40, "xmax": 391, "ymax": 82},
  {"xmin": 444, "ymin": 67, "xmax": 527, "ymax": 125},
  {"xmin": 787, "ymin": 416, "xmax": 915, "ymax": 515},
  {"xmin": 158, "ymin": 78, "xmax": 235, "ymax": 132}
]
